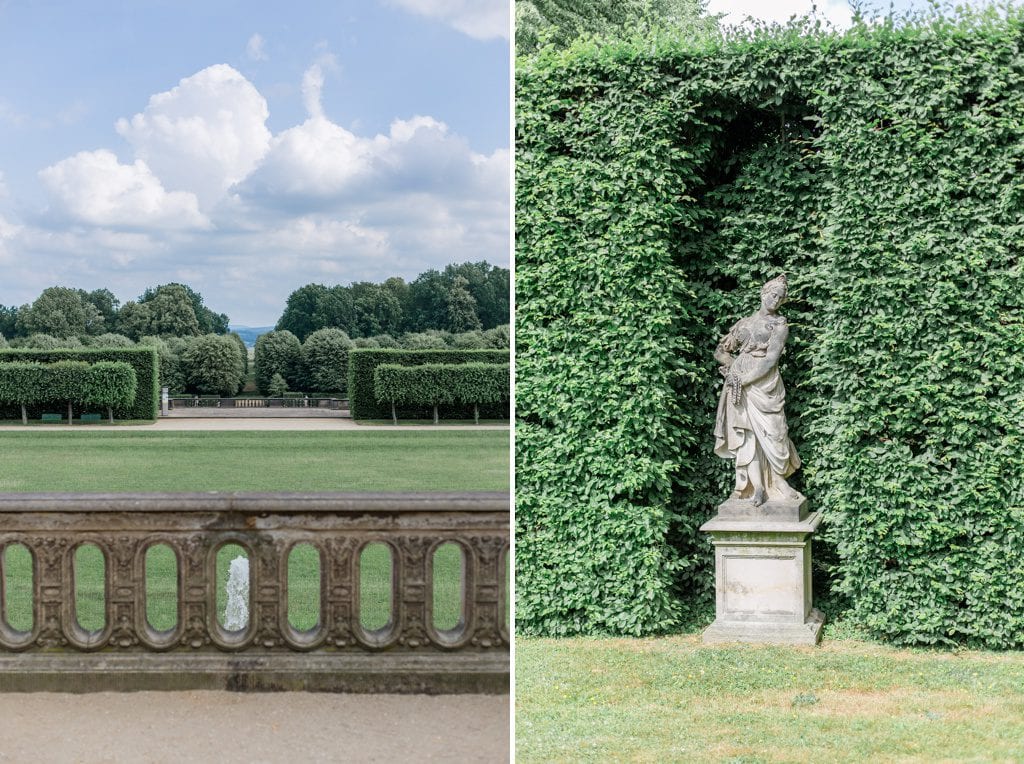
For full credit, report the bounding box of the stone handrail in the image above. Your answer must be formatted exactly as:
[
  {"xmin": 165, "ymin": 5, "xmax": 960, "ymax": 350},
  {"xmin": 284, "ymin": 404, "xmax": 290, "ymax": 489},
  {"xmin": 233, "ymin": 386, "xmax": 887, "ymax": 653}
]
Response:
[
  {"xmin": 168, "ymin": 397, "xmax": 347, "ymax": 409},
  {"xmin": 0, "ymin": 492, "xmax": 509, "ymax": 693}
]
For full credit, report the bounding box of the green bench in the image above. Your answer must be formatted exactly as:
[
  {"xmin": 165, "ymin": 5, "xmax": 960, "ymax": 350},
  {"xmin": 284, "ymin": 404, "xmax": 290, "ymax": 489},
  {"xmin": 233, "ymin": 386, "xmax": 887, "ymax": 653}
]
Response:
[
  {"xmin": 40, "ymin": 413, "xmax": 62, "ymax": 423},
  {"xmin": 80, "ymin": 413, "xmax": 103, "ymax": 423}
]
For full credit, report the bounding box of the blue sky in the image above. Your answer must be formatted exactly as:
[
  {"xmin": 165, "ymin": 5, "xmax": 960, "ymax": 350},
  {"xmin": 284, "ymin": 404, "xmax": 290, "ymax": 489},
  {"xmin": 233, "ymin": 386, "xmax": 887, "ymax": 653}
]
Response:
[{"xmin": 0, "ymin": 0, "xmax": 509, "ymax": 326}]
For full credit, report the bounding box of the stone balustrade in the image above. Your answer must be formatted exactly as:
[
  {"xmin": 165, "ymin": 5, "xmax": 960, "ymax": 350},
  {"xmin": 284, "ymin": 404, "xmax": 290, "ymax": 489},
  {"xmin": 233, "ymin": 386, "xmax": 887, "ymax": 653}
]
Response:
[{"xmin": 0, "ymin": 492, "xmax": 509, "ymax": 692}]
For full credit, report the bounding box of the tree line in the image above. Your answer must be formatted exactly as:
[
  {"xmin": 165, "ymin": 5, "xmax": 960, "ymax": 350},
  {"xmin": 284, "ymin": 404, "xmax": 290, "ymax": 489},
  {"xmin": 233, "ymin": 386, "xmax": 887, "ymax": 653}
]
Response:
[
  {"xmin": 0, "ymin": 283, "xmax": 227, "ymax": 342},
  {"xmin": 275, "ymin": 262, "xmax": 509, "ymax": 341}
]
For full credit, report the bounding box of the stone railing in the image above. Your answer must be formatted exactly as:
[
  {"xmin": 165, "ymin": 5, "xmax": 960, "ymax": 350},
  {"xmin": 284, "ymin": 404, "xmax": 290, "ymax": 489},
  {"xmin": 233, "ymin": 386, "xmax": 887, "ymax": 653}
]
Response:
[
  {"xmin": 169, "ymin": 397, "xmax": 347, "ymax": 409},
  {"xmin": 0, "ymin": 492, "xmax": 508, "ymax": 693}
]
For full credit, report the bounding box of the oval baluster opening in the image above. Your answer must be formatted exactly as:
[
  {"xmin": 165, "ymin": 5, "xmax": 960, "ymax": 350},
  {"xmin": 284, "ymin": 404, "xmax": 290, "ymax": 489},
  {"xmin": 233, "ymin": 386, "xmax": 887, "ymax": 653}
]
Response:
[
  {"xmin": 73, "ymin": 543, "xmax": 106, "ymax": 633},
  {"xmin": 145, "ymin": 543, "xmax": 179, "ymax": 633},
  {"xmin": 287, "ymin": 543, "xmax": 321, "ymax": 633},
  {"xmin": 432, "ymin": 542, "xmax": 465, "ymax": 634},
  {"xmin": 503, "ymin": 545, "xmax": 510, "ymax": 638},
  {"xmin": 2, "ymin": 543, "xmax": 34, "ymax": 634},
  {"xmin": 359, "ymin": 542, "xmax": 393, "ymax": 633},
  {"xmin": 215, "ymin": 543, "xmax": 250, "ymax": 632}
]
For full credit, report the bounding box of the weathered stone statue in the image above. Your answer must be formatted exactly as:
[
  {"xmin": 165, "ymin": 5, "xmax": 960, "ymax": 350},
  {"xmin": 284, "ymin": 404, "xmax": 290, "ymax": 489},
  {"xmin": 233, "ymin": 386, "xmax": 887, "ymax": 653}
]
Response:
[
  {"xmin": 713, "ymin": 274, "xmax": 804, "ymax": 507},
  {"xmin": 701, "ymin": 273, "xmax": 824, "ymax": 645}
]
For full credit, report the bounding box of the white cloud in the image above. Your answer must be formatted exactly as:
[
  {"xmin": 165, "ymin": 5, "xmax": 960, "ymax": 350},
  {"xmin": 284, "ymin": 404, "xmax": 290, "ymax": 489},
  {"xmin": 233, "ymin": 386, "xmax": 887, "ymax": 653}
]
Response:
[
  {"xmin": 386, "ymin": 0, "xmax": 509, "ymax": 40},
  {"xmin": 707, "ymin": 0, "xmax": 853, "ymax": 29},
  {"xmin": 115, "ymin": 64, "xmax": 272, "ymax": 207},
  {"xmin": 0, "ymin": 170, "xmax": 8, "ymax": 199},
  {"xmin": 0, "ymin": 213, "xmax": 21, "ymax": 262},
  {"xmin": 246, "ymin": 33, "xmax": 268, "ymax": 61},
  {"xmin": 39, "ymin": 149, "xmax": 209, "ymax": 229}
]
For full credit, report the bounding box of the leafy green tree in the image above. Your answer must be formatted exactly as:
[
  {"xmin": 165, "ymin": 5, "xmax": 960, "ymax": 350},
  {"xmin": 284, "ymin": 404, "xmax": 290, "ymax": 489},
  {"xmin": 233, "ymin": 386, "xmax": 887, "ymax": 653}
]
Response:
[
  {"xmin": 406, "ymin": 269, "xmax": 450, "ymax": 331},
  {"xmin": 444, "ymin": 262, "xmax": 509, "ymax": 329},
  {"xmin": 369, "ymin": 334, "xmax": 400, "ymax": 349},
  {"xmin": 276, "ymin": 283, "xmax": 330, "ymax": 341},
  {"xmin": 0, "ymin": 333, "xmax": 7, "ymax": 349},
  {"xmin": 115, "ymin": 301, "xmax": 153, "ymax": 340},
  {"xmin": 268, "ymin": 373, "xmax": 289, "ymax": 397},
  {"xmin": 138, "ymin": 335, "xmax": 184, "ymax": 393},
  {"xmin": 301, "ymin": 328, "xmax": 354, "ymax": 393},
  {"xmin": 84, "ymin": 288, "xmax": 120, "ymax": 327},
  {"xmin": 351, "ymin": 281, "xmax": 402, "ymax": 337},
  {"xmin": 140, "ymin": 284, "xmax": 202, "ymax": 337},
  {"xmin": 400, "ymin": 330, "xmax": 451, "ymax": 349},
  {"xmin": 228, "ymin": 331, "xmax": 249, "ymax": 388},
  {"xmin": 0, "ymin": 306, "xmax": 18, "ymax": 338},
  {"xmin": 181, "ymin": 334, "xmax": 244, "ymax": 396},
  {"xmin": 482, "ymin": 325, "xmax": 511, "ymax": 349},
  {"xmin": 87, "ymin": 333, "xmax": 134, "ymax": 348},
  {"xmin": 16, "ymin": 287, "xmax": 104, "ymax": 338},
  {"xmin": 353, "ymin": 337, "xmax": 380, "ymax": 348},
  {"xmin": 515, "ymin": 0, "xmax": 714, "ymax": 54},
  {"xmin": 254, "ymin": 330, "xmax": 302, "ymax": 394},
  {"xmin": 453, "ymin": 330, "xmax": 487, "ymax": 349},
  {"xmin": 18, "ymin": 333, "xmax": 82, "ymax": 349},
  {"xmin": 140, "ymin": 283, "xmax": 228, "ymax": 334},
  {"xmin": 446, "ymin": 276, "xmax": 483, "ymax": 332}
]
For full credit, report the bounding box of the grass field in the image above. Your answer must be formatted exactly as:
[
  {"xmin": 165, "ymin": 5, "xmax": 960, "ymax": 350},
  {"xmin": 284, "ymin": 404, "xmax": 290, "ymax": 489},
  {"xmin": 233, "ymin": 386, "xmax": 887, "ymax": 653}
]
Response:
[
  {"xmin": 516, "ymin": 634, "xmax": 1024, "ymax": 762},
  {"xmin": 0, "ymin": 430, "xmax": 507, "ymax": 634},
  {"xmin": 0, "ymin": 430, "xmax": 508, "ymax": 492}
]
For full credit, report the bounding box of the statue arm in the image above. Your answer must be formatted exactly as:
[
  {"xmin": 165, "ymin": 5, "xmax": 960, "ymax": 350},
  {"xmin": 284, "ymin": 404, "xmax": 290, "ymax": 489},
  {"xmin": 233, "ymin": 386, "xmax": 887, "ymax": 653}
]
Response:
[{"xmin": 738, "ymin": 320, "xmax": 788, "ymax": 386}]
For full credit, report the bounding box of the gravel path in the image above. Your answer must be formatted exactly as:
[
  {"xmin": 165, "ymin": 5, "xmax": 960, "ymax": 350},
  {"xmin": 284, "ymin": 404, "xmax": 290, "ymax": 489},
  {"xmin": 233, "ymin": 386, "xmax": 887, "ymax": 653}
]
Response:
[{"xmin": 0, "ymin": 692, "xmax": 509, "ymax": 762}]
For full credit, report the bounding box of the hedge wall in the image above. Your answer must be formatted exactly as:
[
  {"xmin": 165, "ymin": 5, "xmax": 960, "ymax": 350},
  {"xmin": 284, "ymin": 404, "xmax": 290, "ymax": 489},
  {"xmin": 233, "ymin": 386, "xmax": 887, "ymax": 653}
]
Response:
[
  {"xmin": 0, "ymin": 348, "xmax": 159, "ymax": 420},
  {"xmin": 349, "ymin": 349, "xmax": 510, "ymax": 420},
  {"xmin": 374, "ymin": 362, "xmax": 510, "ymax": 421},
  {"xmin": 517, "ymin": 10, "xmax": 1024, "ymax": 645}
]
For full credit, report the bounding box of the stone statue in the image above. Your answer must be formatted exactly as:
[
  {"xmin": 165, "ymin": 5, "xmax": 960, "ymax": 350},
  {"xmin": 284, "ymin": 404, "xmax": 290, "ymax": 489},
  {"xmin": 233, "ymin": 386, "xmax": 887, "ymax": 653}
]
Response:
[{"xmin": 713, "ymin": 274, "xmax": 804, "ymax": 507}]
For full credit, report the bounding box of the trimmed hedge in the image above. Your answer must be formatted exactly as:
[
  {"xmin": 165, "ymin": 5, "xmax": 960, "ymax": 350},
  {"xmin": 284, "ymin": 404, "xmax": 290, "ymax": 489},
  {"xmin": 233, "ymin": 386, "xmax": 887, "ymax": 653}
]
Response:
[
  {"xmin": 0, "ymin": 348, "xmax": 158, "ymax": 420},
  {"xmin": 374, "ymin": 362, "xmax": 510, "ymax": 422},
  {"xmin": 0, "ymin": 361, "xmax": 137, "ymax": 422},
  {"xmin": 349, "ymin": 349, "xmax": 510, "ymax": 420},
  {"xmin": 517, "ymin": 10, "xmax": 1024, "ymax": 644}
]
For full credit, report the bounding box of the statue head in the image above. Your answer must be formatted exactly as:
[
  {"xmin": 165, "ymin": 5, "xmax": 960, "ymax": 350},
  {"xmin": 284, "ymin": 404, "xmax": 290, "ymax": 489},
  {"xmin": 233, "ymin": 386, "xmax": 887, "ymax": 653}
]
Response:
[{"xmin": 760, "ymin": 274, "xmax": 787, "ymax": 311}]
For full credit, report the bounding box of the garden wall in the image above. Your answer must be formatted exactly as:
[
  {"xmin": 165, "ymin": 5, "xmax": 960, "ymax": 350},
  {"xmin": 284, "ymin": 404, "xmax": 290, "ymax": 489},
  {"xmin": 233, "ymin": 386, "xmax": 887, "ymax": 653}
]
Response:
[{"xmin": 516, "ymin": 11, "xmax": 1024, "ymax": 645}]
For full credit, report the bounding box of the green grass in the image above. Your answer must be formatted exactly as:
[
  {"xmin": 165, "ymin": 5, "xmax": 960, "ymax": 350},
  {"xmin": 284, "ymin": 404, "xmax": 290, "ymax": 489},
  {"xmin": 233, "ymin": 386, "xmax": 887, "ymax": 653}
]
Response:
[
  {"xmin": 0, "ymin": 430, "xmax": 508, "ymax": 492},
  {"xmin": 516, "ymin": 635, "xmax": 1024, "ymax": 762},
  {"xmin": 0, "ymin": 430, "xmax": 505, "ymax": 635}
]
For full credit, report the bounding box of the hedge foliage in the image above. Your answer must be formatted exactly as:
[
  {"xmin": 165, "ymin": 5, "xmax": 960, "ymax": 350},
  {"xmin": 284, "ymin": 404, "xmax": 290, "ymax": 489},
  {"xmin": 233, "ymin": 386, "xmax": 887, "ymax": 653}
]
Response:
[
  {"xmin": 349, "ymin": 349, "xmax": 510, "ymax": 420},
  {"xmin": 517, "ymin": 9, "xmax": 1024, "ymax": 645},
  {"xmin": 373, "ymin": 362, "xmax": 510, "ymax": 417},
  {"xmin": 0, "ymin": 361, "xmax": 137, "ymax": 412},
  {"xmin": 0, "ymin": 348, "xmax": 158, "ymax": 420}
]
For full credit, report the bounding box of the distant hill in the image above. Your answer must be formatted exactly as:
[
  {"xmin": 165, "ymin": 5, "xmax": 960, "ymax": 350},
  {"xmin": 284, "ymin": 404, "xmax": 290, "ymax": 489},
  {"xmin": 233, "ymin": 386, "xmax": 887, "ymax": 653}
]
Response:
[{"xmin": 230, "ymin": 325, "xmax": 275, "ymax": 348}]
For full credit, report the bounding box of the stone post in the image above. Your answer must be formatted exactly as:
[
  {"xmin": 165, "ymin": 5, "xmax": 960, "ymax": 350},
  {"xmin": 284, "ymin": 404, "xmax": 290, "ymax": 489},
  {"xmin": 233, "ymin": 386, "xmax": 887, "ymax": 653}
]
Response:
[
  {"xmin": 700, "ymin": 497, "xmax": 825, "ymax": 645},
  {"xmin": 161, "ymin": 387, "xmax": 169, "ymax": 417}
]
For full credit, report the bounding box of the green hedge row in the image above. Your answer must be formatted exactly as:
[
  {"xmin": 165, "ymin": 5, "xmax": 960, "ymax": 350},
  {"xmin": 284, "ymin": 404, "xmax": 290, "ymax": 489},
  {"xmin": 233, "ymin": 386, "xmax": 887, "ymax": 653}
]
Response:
[
  {"xmin": 517, "ymin": 10, "xmax": 1024, "ymax": 645},
  {"xmin": 349, "ymin": 349, "xmax": 509, "ymax": 420},
  {"xmin": 0, "ymin": 361, "xmax": 137, "ymax": 421},
  {"xmin": 374, "ymin": 362, "xmax": 510, "ymax": 422},
  {"xmin": 0, "ymin": 348, "xmax": 158, "ymax": 420}
]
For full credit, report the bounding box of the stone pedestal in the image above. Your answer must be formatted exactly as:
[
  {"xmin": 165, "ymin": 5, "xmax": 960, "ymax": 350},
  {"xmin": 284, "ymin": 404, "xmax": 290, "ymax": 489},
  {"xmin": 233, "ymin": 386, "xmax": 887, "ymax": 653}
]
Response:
[{"xmin": 700, "ymin": 498, "xmax": 824, "ymax": 645}]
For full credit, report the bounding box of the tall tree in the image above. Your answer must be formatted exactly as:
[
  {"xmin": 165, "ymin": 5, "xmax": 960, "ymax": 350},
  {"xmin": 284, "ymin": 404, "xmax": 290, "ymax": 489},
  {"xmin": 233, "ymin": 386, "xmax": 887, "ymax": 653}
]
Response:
[
  {"xmin": 181, "ymin": 334, "xmax": 245, "ymax": 396},
  {"xmin": 516, "ymin": 0, "xmax": 714, "ymax": 54},
  {"xmin": 16, "ymin": 287, "xmax": 104, "ymax": 338},
  {"xmin": 140, "ymin": 283, "xmax": 228, "ymax": 334},
  {"xmin": 254, "ymin": 330, "xmax": 302, "ymax": 394},
  {"xmin": 276, "ymin": 283, "xmax": 330, "ymax": 341},
  {"xmin": 140, "ymin": 284, "xmax": 201, "ymax": 337},
  {"xmin": 446, "ymin": 276, "xmax": 483, "ymax": 332}
]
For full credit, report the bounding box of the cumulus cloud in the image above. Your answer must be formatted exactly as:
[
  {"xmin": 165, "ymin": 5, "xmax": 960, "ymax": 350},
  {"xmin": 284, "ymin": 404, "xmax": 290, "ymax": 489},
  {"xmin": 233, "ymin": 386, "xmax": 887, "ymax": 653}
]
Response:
[
  {"xmin": 0, "ymin": 213, "xmax": 21, "ymax": 261},
  {"xmin": 386, "ymin": 0, "xmax": 509, "ymax": 40},
  {"xmin": 115, "ymin": 64, "xmax": 272, "ymax": 206},
  {"xmin": 707, "ymin": 0, "xmax": 853, "ymax": 29},
  {"xmin": 39, "ymin": 150, "xmax": 209, "ymax": 229},
  {"xmin": 246, "ymin": 33, "xmax": 268, "ymax": 61}
]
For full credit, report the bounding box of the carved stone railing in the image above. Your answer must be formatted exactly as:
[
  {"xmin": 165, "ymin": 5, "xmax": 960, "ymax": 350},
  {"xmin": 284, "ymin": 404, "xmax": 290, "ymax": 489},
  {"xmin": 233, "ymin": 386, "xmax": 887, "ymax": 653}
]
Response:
[{"xmin": 0, "ymin": 493, "xmax": 508, "ymax": 693}]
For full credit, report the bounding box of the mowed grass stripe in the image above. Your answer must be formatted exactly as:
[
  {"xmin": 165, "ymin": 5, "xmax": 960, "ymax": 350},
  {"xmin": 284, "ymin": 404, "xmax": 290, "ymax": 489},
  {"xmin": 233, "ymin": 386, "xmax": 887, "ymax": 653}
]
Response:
[{"xmin": 0, "ymin": 430, "xmax": 508, "ymax": 492}]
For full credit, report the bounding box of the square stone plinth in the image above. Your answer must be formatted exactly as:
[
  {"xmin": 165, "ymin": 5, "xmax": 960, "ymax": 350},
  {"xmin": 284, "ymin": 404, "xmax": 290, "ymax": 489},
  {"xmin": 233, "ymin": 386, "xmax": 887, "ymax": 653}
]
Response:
[{"xmin": 700, "ymin": 510, "xmax": 824, "ymax": 646}]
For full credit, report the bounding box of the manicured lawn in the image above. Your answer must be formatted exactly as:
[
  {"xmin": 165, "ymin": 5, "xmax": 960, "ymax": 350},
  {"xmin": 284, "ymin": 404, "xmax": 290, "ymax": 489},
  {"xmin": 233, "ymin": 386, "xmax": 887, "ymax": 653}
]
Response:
[
  {"xmin": 0, "ymin": 430, "xmax": 508, "ymax": 492},
  {"xmin": 0, "ymin": 430, "xmax": 506, "ymax": 634},
  {"xmin": 516, "ymin": 634, "xmax": 1024, "ymax": 762}
]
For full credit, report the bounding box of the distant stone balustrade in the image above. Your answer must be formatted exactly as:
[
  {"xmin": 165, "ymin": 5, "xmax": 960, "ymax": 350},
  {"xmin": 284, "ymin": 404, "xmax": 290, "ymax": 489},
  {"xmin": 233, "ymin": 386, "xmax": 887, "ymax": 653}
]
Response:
[{"xmin": 0, "ymin": 492, "xmax": 509, "ymax": 693}]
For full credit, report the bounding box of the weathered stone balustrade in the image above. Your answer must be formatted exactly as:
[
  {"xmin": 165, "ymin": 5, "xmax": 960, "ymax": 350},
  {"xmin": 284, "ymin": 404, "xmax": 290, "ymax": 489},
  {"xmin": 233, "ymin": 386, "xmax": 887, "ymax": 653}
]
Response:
[{"xmin": 0, "ymin": 492, "xmax": 509, "ymax": 693}]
